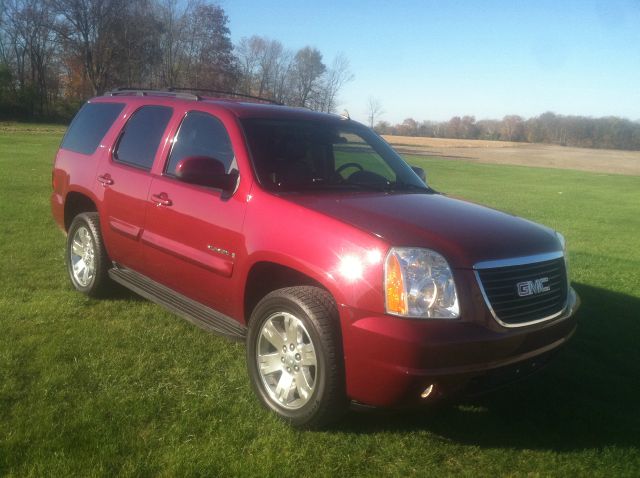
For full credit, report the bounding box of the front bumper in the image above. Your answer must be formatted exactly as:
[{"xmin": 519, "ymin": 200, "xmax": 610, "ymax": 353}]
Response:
[{"xmin": 341, "ymin": 287, "xmax": 580, "ymax": 408}]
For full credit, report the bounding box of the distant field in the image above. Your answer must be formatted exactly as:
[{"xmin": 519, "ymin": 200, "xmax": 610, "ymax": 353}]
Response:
[
  {"xmin": 384, "ymin": 135, "xmax": 640, "ymax": 176},
  {"xmin": 0, "ymin": 122, "xmax": 67, "ymax": 134},
  {"xmin": 1, "ymin": 124, "xmax": 639, "ymax": 476}
]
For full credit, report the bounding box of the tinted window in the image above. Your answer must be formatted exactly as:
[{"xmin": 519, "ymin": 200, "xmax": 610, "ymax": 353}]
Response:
[
  {"xmin": 114, "ymin": 106, "xmax": 173, "ymax": 170},
  {"xmin": 241, "ymin": 119, "xmax": 427, "ymax": 192},
  {"xmin": 61, "ymin": 102, "xmax": 125, "ymax": 155},
  {"xmin": 166, "ymin": 111, "xmax": 235, "ymax": 175}
]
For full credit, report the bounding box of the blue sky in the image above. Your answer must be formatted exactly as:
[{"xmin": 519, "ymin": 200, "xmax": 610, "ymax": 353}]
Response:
[{"xmin": 222, "ymin": 0, "xmax": 640, "ymax": 124}]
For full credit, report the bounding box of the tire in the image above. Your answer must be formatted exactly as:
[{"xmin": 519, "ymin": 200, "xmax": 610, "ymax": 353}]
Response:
[
  {"xmin": 246, "ymin": 286, "xmax": 347, "ymax": 428},
  {"xmin": 66, "ymin": 212, "xmax": 112, "ymax": 297}
]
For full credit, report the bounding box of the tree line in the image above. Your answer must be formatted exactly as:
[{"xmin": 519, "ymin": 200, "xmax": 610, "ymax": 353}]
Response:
[
  {"xmin": 374, "ymin": 112, "xmax": 640, "ymax": 151},
  {"xmin": 0, "ymin": 0, "xmax": 352, "ymax": 121}
]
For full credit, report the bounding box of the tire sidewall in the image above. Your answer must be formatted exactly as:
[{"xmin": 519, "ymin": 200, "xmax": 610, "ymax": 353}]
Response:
[{"xmin": 247, "ymin": 293, "xmax": 331, "ymax": 426}]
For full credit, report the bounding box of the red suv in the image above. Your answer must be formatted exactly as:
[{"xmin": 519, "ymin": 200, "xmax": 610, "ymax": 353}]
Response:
[{"xmin": 51, "ymin": 89, "xmax": 580, "ymax": 427}]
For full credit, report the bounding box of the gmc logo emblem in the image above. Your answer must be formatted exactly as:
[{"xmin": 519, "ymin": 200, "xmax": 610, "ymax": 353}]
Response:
[{"xmin": 517, "ymin": 277, "xmax": 550, "ymax": 297}]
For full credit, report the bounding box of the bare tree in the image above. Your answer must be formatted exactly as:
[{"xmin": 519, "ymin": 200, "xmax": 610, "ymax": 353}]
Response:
[
  {"xmin": 290, "ymin": 46, "xmax": 325, "ymax": 108},
  {"xmin": 180, "ymin": 0, "xmax": 237, "ymax": 89},
  {"xmin": 52, "ymin": 0, "xmax": 125, "ymax": 95},
  {"xmin": 501, "ymin": 115, "xmax": 525, "ymax": 141},
  {"xmin": 236, "ymin": 35, "xmax": 263, "ymax": 94},
  {"xmin": 367, "ymin": 96, "xmax": 384, "ymax": 128},
  {"xmin": 266, "ymin": 43, "xmax": 293, "ymax": 104},
  {"xmin": 2, "ymin": 0, "xmax": 59, "ymax": 115},
  {"xmin": 158, "ymin": 0, "xmax": 188, "ymax": 87},
  {"xmin": 112, "ymin": 0, "xmax": 162, "ymax": 88},
  {"xmin": 314, "ymin": 53, "xmax": 353, "ymax": 113},
  {"xmin": 236, "ymin": 35, "xmax": 291, "ymax": 101}
]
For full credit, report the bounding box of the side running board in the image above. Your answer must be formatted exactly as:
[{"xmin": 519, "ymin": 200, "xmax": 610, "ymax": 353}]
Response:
[{"xmin": 108, "ymin": 266, "xmax": 246, "ymax": 341}]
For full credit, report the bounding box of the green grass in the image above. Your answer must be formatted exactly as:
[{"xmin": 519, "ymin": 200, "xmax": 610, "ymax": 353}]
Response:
[{"xmin": 1, "ymin": 127, "xmax": 639, "ymax": 476}]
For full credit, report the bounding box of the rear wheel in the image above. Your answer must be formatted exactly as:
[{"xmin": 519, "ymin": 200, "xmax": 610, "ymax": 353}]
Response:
[
  {"xmin": 246, "ymin": 286, "xmax": 347, "ymax": 428},
  {"xmin": 66, "ymin": 212, "xmax": 111, "ymax": 297}
]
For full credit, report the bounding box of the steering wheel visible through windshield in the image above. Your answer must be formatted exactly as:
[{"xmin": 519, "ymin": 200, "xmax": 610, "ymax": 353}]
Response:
[{"xmin": 241, "ymin": 118, "xmax": 428, "ymax": 193}]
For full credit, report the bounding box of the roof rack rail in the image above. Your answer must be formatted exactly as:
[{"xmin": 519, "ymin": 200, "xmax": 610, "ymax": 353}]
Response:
[
  {"xmin": 106, "ymin": 88, "xmax": 201, "ymax": 101},
  {"xmin": 167, "ymin": 87, "xmax": 283, "ymax": 105}
]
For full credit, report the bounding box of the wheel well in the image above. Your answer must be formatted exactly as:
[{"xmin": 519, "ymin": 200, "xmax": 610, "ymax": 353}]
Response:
[
  {"xmin": 64, "ymin": 192, "xmax": 97, "ymax": 231},
  {"xmin": 244, "ymin": 262, "xmax": 328, "ymax": 323}
]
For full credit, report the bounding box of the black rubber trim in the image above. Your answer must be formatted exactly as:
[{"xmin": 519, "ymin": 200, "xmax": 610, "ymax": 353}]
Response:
[{"xmin": 108, "ymin": 265, "xmax": 246, "ymax": 341}]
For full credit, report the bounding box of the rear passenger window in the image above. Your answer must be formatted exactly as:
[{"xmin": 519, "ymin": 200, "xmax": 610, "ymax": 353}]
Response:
[
  {"xmin": 61, "ymin": 102, "xmax": 125, "ymax": 155},
  {"xmin": 114, "ymin": 106, "xmax": 173, "ymax": 170},
  {"xmin": 166, "ymin": 111, "xmax": 235, "ymax": 175}
]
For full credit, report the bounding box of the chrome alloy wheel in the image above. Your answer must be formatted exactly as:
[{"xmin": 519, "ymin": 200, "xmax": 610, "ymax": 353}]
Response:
[
  {"xmin": 257, "ymin": 311, "xmax": 318, "ymax": 410},
  {"xmin": 70, "ymin": 226, "xmax": 96, "ymax": 287}
]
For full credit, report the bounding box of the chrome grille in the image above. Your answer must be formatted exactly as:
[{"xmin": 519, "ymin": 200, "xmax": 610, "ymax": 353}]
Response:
[{"xmin": 476, "ymin": 256, "xmax": 568, "ymax": 326}]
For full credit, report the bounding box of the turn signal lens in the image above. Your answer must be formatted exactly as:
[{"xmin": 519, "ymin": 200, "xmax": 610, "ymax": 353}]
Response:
[{"xmin": 385, "ymin": 252, "xmax": 407, "ymax": 315}]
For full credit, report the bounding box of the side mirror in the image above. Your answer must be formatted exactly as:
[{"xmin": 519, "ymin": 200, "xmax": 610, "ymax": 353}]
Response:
[
  {"xmin": 411, "ymin": 165, "xmax": 427, "ymax": 183},
  {"xmin": 175, "ymin": 156, "xmax": 238, "ymax": 191}
]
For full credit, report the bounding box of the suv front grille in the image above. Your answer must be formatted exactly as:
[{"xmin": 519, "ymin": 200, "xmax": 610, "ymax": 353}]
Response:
[{"xmin": 476, "ymin": 256, "xmax": 568, "ymax": 326}]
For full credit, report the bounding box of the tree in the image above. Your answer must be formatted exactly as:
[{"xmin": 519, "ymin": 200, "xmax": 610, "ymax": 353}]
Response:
[
  {"xmin": 367, "ymin": 96, "xmax": 384, "ymax": 128},
  {"xmin": 52, "ymin": 0, "xmax": 125, "ymax": 95},
  {"xmin": 180, "ymin": 0, "xmax": 237, "ymax": 90},
  {"xmin": 157, "ymin": 0, "xmax": 188, "ymax": 87},
  {"xmin": 314, "ymin": 53, "xmax": 353, "ymax": 113},
  {"xmin": 236, "ymin": 35, "xmax": 292, "ymax": 101},
  {"xmin": 1, "ymin": 0, "xmax": 59, "ymax": 116},
  {"xmin": 397, "ymin": 118, "xmax": 418, "ymax": 136},
  {"xmin": 374, "ymin": 120, "xmax": 390, "ymax": 134},
  {"xmin": 501, "ymin": 115, "xmax": 525, "ymax": 141},
  {"xmin": 446, "ymin": 116, "xmax": 462, "ymax": 138},
  {"xmin": 111, "ymin": 0, "xmax": 162, "ymax": 88},
  {"xmin": 290, "ymin": 46, "xmax": 325, "ymax": 108},
  {"xmin": 460, "ymin": 115, "xmax": 478, "ymax": 139}
]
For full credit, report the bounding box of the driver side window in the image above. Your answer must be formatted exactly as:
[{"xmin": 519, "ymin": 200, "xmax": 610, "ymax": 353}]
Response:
[{"xmin": 166, "ymin": 111, "xmax": 235, "ymax": 176}]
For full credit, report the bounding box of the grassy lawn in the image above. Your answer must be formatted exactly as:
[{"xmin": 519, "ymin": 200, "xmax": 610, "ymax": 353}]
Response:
[{"xmin": 1, "ymin": 126, "xmax": 639, "ymax": 476}]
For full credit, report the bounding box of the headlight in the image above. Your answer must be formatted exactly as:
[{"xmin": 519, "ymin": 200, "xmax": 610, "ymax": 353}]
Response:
[{"xmin": 384, "ymin": 248, "xmax": 459, "ymax": 318}]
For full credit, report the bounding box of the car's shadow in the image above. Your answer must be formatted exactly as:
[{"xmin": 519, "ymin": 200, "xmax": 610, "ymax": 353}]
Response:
[
  {"xmin": 106, "ymin": 281, "xmax": 145, "ymax": 301},
  {"xmin": 335, "ymin": 283, "xmax": 640, "ymax": 452}
]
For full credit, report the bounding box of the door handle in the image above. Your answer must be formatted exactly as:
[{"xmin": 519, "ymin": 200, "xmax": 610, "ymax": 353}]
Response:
[
  {"xmin": 151, "ymin": 192, "xmax": 172, "ymax": 207},
  {"xmin": 97, "ymin": 174, "xmax": 114, "ymax": 186}
]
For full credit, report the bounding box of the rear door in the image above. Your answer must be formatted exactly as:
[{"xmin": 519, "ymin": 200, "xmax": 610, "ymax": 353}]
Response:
[
  {"xmin": 97, "ymin": 104, "xmax": 174, "ymax": 271},
  {"xmin": 141, "ymin": 110, "xmax": 248, "ymax": 316}
]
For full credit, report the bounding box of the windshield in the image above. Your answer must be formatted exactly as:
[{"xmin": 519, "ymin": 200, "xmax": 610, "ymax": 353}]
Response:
[{"xmin": 241, "ymin": 118, "xmax": 429, "ymax": 193}]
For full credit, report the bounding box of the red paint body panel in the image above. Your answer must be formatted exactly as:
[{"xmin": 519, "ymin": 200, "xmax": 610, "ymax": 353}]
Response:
[
  {"xmin": 52, "ymin": 94, "xmax": 580, "ymax": 408},
  {"xmin": 283, "ymin": 193, "xmax": 559, "ymax": 268},
  {"xmin": 141, "ymin": 175, "xmax": 247, "ymax": 315}
]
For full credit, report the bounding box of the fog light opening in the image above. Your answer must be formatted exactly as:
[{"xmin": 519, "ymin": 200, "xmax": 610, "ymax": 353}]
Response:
[{"xmin": 420, "ymin": 384, "xmax": 436, "ymax": 399}]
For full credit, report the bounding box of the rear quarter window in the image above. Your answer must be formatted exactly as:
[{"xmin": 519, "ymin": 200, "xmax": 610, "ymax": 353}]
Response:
[{"xmin": 60, "ymin": 102, "xmax": 125, "ymax": 155}]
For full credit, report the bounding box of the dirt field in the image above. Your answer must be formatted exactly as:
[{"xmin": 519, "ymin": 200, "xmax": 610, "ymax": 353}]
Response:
[{"xmin": 383, "ymin": 135, "xmax": 640, "ymax": 176}]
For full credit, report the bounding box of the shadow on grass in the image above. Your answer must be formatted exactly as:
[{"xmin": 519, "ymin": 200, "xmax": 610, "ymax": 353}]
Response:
[
  {"xmin": 337, "ymin": 282, "xmax": 640, "ymax": 451},
  {"xmin": 105, "ymin": 282, "xmax": 145, "ymax": 302}
]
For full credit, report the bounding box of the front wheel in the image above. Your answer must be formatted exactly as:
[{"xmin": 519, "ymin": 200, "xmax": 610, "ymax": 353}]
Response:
[{"xmin": 246, "ymin": 286, "xmax": 347, "ymax": 428}]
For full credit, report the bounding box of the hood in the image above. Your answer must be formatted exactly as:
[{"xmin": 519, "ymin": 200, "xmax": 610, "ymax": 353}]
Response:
[{"xmin": 284, "ymin": 192, "xmax": 561, "ymax": 268}]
